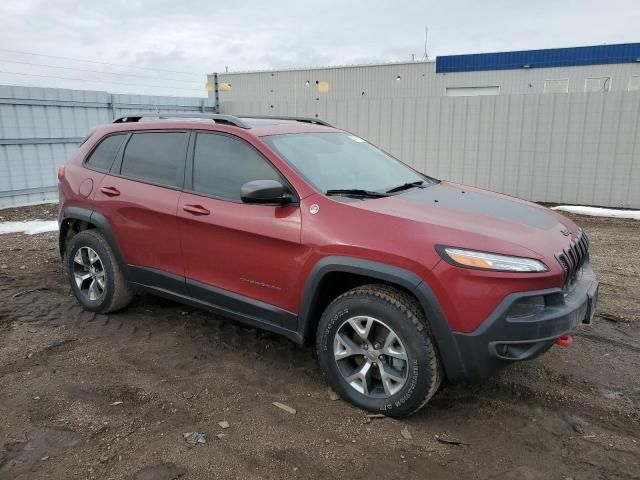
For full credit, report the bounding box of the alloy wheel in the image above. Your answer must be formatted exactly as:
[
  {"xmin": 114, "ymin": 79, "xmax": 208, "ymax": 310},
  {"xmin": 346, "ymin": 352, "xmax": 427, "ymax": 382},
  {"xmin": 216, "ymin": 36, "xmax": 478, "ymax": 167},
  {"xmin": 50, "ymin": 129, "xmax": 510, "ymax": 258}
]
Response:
[
  {"xmin": 72, "ymin": 246, "xmax": 106, "ymax": 301},
  {"xmin": 333, "ymin": 315, "xmax": 409, "ymax": 398}
]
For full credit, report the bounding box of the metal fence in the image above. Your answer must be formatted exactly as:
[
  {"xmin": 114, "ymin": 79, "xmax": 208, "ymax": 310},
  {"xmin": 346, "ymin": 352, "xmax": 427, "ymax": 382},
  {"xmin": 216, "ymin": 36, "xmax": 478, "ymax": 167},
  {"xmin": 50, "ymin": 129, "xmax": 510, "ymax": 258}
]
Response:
[
  {"xmin": 219, "ymin": 91, "xmax": 640, "ymax": 208},
  {"xmin": 0, "ymin": 84, "xmax": 213, "ymax": 208},
  {"xmin": 2, "ymin": 82, "xmax": 638, "ymax": 209}
]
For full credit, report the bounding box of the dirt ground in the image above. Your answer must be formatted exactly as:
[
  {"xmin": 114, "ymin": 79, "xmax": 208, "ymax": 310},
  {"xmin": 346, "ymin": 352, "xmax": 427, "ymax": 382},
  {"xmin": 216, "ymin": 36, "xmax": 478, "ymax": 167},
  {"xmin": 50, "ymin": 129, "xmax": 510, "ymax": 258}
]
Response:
[{"xmin": 0, "ymin": 204, "xmax": 638, "ymax": 480}]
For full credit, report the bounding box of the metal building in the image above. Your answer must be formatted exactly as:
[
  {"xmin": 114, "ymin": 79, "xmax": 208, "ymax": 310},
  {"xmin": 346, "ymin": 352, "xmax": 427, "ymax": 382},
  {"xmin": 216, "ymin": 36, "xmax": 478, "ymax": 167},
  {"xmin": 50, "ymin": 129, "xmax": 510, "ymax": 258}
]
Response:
[
  {"xmin": 209, "ymin": 43, "xmax": 640, "ymax": 208},
  {"xmin": 211, "ymin": 43, "xmax": 640, "ymax": 104}
]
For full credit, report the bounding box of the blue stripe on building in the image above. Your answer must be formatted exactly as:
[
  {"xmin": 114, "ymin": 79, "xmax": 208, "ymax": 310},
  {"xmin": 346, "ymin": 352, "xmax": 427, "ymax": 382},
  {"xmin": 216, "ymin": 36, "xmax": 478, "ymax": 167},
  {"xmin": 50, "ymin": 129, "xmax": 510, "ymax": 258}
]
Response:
[{"xmin": 436, "ymin": 43, "xmax": 640, "ymax": 73}]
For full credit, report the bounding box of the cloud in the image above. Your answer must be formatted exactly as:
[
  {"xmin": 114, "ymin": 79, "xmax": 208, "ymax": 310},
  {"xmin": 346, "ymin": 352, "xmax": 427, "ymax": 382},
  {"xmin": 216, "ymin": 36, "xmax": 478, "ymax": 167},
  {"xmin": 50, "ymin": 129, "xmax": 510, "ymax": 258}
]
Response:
[{"xmin": 0, "ymin": 0, "xmax": 638, "ymax": 96}]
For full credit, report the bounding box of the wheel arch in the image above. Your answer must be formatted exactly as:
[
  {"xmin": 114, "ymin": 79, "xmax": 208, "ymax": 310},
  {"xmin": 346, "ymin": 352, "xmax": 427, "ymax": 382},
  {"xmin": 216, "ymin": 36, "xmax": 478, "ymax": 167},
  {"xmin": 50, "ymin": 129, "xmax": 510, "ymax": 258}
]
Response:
[
  {"xmin": 59, "ymin": 207, "xmax": 128, "ymax": 276},
  {"xmin": 298, "ymin": 256, "xmax": 468, "ymax": 380}
]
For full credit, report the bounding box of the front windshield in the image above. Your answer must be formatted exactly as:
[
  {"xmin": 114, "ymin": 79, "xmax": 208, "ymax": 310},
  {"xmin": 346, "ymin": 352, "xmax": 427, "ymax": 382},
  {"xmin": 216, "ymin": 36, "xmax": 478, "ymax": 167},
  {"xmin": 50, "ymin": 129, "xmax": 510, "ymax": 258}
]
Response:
[{"xmin": 263, "ymin": 132, "xmax": 435, "ymax": 194}]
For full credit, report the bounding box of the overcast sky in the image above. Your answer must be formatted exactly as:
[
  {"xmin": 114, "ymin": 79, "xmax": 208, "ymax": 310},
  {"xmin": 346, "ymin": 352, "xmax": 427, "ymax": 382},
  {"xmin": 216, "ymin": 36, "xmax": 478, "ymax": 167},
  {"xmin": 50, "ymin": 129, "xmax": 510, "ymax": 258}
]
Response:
[{"xmin": 0, "ymin": 0, "xmax": 638, "ymax": 97}]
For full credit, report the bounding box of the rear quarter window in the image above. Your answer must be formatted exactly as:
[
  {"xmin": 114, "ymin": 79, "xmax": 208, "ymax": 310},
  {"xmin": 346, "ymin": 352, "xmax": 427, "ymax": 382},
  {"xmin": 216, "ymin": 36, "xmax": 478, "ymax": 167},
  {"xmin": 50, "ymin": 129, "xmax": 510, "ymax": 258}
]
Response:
[{"xmin": 84, "ymin": 134, "xmax": 126, "ymax": 172}]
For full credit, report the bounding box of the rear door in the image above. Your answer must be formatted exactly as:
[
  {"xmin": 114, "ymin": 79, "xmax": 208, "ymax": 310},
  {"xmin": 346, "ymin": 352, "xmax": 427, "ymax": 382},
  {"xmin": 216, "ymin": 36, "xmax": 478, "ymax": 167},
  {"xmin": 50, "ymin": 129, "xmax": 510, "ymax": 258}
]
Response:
[
  {"xmin": 178, "ymin": 131, "xmax": 306, "ymax": 321},
  {"xmin": 79, "ymin": 133, "xmax": 127, "ymax": 200},
  {"xmin": 94, "ymin": 130, "xmax": 189, "ymax": 291}
]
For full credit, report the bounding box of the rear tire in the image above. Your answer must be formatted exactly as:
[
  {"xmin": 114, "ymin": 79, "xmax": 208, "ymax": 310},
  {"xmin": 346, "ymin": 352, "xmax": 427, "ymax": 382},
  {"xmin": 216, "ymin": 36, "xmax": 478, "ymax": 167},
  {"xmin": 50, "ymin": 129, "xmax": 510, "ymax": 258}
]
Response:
[
  {"xmin": 66, "ymin": 230, "xmax": 132, "ymax": 314},
  {"xmin": 316, "ymin": 284, "xmax": 442, "ymax": 417}
]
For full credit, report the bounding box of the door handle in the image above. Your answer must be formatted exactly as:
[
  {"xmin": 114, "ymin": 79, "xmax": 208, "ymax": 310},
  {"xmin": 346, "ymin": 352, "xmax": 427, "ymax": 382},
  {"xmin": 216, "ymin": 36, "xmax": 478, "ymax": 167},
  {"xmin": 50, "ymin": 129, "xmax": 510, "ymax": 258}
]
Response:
[
  {"xmin": 183, "ymin": 204, "xmax": 210, "ymax": 216},
  {"xmin": 100, "ymin": 186, "xmax": 120, "ymax": 196}
]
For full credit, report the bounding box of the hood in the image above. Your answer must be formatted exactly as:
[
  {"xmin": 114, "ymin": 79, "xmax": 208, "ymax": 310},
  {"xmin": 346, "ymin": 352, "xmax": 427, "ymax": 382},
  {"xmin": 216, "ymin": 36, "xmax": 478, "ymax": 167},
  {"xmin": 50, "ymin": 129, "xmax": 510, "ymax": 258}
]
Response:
[{"xmin": 350, "ymin": 181, "xmax": 578, "ymax": 258}]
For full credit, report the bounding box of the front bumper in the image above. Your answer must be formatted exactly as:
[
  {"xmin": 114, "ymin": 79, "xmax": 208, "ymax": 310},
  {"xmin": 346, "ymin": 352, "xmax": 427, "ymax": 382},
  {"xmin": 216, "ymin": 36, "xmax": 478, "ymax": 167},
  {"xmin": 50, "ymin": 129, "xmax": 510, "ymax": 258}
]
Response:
[{"xmin": 452, "ymin": 262, "xmax": 598, "ymax": 381}]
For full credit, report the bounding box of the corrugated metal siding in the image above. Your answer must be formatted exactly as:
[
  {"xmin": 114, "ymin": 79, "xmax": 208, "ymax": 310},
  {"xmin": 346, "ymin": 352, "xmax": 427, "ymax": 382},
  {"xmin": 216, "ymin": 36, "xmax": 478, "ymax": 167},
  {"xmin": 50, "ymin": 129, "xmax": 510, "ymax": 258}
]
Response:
[
  {"xmin": 212, "ymin": 62, "xmax": 640, "ymax": 100},
  {"xmin": 437, "ymin": 43, "xmax": 640, "ymax": 73},
  {"xmin": 214, "ymin": 60, "xmax": 640, "ymax": 208},
  {"xmin": 220, "ymin": 91, "xmax": 640, "ymax": 208},
  {"xmin": 0, "ymin": 84, "xmax": 213, "ymax": 207}
]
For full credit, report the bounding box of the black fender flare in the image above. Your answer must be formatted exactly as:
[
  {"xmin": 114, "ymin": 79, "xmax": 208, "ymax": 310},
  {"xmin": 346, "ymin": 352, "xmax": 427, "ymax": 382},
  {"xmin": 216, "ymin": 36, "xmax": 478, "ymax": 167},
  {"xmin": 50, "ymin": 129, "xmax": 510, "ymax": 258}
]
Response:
[
  {"xmin": 297, "ymin": 256, "xmax": 468, "ymax": 381},
  {"xmin": 59, "ymin": 207, "xmax": 129, "ymax": 276}
]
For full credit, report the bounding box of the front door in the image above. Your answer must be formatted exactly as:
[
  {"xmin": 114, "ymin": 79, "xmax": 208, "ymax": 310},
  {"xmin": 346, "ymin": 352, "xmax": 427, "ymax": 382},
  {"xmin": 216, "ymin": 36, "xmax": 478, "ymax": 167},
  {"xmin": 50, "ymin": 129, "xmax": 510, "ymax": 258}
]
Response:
[{"xmin": 178, "ymin": 132, "xmax": 307, "ymax": 323}]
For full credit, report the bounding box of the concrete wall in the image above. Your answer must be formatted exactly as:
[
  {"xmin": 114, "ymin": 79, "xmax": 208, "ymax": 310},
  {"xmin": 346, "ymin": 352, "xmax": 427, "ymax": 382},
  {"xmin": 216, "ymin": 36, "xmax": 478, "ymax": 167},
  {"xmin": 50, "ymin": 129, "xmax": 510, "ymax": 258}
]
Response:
[
  {"xmin": 0, "ymin": 85, "xmax": 213, "ymax": 207},
  {"xmin": 213, "ymin": 64, "xmax": 640, "ymax": 208}
]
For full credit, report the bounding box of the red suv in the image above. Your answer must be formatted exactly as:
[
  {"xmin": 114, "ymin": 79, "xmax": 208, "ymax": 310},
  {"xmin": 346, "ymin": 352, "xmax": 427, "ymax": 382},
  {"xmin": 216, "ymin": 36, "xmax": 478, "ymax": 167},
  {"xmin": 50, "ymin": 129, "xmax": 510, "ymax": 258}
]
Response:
[{"xmin": 58, "ymin": 114, "xmax": 598, "ymax": 417}]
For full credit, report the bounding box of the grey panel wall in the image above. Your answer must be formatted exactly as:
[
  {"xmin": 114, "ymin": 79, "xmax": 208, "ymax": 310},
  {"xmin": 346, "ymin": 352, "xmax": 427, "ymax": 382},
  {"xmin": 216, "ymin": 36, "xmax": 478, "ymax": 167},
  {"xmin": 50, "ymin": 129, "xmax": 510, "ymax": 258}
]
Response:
[
  {"xmin": 0, "ymin": 85, "xmax": 212, "ymax": 207},
  {"xmin": 219, "ymin": 91, "xmax": 640, "ymax": 208},
  {"xmin": 211, "ymin": 61, "xmax": 640, "ymax": 102}
]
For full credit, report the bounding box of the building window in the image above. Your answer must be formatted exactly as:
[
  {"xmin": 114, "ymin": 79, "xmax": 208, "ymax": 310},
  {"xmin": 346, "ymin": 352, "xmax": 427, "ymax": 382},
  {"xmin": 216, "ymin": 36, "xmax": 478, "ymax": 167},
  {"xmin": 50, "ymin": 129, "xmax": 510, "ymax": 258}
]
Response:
[
  {"xmin": 544, "ymin": 79, "xmax": 569, "ymax": 94},
  {"xmin": 585, "ymin": 77, "xmax": 612, "ymax": 92},
  {"xmin": 629, "ymin": 76, "xmax": 640, "ymax": 92},
  {"xmin": 445, "ymin": 86, "xmax": 500, "ymax": 97}
]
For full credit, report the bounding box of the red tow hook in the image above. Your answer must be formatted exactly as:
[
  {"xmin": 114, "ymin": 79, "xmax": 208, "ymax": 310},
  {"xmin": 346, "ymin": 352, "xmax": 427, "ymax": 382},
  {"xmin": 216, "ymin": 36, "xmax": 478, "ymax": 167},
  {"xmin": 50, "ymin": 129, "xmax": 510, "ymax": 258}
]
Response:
[{"xmin": 555, "ymin": 335, "xmax": 573, "ymax": 348}]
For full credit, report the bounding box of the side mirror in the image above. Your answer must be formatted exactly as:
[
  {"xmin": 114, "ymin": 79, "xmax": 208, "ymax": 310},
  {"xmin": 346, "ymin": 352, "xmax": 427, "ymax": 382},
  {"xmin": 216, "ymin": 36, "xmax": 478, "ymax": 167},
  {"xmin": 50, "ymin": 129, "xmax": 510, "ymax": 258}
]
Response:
[{"xmin": 240, "ymin": 179, "xmax": 293, "ymax": 204}]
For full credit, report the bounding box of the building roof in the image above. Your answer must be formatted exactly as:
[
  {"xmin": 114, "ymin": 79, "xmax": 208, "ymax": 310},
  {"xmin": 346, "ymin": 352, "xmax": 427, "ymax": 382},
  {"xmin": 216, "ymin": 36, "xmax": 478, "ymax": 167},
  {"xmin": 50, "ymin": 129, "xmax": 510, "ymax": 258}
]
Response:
[
  {"xmin": 436, "ymin": 42, "xmax": 640, "ymax": 73},
  {"xmin": 210, "ymin": 43, "xmax": 640, "ymax": 77},
  {"xmin": 209, "ymin": 59, "xmax": 433, "ymax": 76}
]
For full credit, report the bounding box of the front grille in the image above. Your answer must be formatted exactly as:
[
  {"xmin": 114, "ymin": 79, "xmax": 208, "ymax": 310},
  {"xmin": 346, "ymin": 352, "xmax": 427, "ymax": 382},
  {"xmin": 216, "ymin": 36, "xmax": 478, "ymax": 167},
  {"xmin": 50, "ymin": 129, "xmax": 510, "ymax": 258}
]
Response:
[{"xmin": 556, "ymin": 229, "xmax": 589, "ymax": 288}]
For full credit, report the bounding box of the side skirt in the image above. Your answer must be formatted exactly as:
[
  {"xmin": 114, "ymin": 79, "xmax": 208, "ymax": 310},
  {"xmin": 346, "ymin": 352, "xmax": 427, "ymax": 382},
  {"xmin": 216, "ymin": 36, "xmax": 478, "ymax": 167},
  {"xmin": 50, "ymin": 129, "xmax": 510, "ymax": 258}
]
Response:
[{"xmin": 127, "ymin": 266, "xmax": 302, "ymax": 344}]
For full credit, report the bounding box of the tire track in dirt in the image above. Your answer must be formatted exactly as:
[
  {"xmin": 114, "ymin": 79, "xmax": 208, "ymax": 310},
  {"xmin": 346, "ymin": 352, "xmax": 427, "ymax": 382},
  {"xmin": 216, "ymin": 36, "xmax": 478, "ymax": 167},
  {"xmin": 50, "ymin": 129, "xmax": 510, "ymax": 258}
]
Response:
[
  {"xmin": 4, "ymin": 269, "xmax": 639, "ymax": 434},
  {"xmin": 1, "ymin": 210, "xmax": 640, "ymax": 479},
  {"xmin": 574, "ymin": 330, "xmax": 640, "ymax": 353}
]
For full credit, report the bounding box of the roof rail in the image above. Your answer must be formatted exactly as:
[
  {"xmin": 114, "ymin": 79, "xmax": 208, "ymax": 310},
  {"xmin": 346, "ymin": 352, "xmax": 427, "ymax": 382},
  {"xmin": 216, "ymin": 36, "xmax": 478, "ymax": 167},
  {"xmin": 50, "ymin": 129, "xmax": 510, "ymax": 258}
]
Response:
[
  {"xmin": 242, "ymin": 115, "xmax": 332, "ymax": 127},
  {"xmin": 112, "ymin": 113, "xmax": 251, "ymax": 129}
]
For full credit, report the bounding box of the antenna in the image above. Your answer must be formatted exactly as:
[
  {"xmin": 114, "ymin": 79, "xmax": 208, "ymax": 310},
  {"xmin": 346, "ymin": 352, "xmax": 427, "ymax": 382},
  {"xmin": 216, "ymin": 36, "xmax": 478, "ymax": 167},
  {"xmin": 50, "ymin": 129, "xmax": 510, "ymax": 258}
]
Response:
[{"xmin": 424, "ymin": 25, "xmax": 429, "ymax": 60}]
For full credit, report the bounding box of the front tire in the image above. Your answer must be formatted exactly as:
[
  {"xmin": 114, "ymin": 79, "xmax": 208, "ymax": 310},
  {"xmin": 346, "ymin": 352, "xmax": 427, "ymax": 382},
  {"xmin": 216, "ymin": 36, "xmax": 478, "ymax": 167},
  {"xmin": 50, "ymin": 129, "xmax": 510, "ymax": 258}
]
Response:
[
  {"xmin": 316, "ymin": 284, "xmax": 442, "ymax": 417},
  {"xmin": 66, "ymin": 230, "xmax": 132, "ymax": 314}
]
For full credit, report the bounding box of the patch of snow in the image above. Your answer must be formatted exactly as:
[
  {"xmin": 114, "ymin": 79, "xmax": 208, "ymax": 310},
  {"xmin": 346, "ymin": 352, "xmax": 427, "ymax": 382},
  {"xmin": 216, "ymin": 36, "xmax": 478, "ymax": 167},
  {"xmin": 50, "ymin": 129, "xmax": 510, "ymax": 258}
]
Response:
[
  {"xmin": 0, "ymin": 200, "xmax": 59, "ymax": 209},
  {"xmin": 551, "ymin": 205, "xmax": 640, "ymax": 220},
  {"xmin": 0, "ymin": 220, "xmax": 59, "ymax": 235}
]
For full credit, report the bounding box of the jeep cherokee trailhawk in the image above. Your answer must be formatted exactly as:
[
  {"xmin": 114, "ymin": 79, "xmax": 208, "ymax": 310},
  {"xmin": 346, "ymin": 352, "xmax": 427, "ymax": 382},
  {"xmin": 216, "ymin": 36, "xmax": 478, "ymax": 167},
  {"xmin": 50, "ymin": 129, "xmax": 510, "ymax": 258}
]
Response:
[{"xmin": 58, "ymin": 114, "xmax": 598, "ymax": 417}]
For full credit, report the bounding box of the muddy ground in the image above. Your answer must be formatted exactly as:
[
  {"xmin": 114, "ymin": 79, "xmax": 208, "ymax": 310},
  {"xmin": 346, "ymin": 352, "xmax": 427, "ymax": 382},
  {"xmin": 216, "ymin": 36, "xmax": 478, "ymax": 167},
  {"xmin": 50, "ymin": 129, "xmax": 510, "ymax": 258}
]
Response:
[{"xmin": 0, "ymin": 204, "xmax": 638, "ymax": 480}]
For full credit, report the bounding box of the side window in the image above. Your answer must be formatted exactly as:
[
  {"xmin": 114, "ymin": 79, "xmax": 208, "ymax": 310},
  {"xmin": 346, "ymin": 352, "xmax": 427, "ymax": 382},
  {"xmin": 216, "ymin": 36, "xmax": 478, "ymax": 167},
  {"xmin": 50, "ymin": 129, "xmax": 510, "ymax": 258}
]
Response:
[
  {"xmin": 85, "ymin": 134, "xmax": 126, "ymax": 172},
  {"xmin": 120, "ymin": 132, "xmax": 189, "ymax": 187},
  {"xmin": 192, "ymin": 133, "xmax": 282, "ymax": 201}
]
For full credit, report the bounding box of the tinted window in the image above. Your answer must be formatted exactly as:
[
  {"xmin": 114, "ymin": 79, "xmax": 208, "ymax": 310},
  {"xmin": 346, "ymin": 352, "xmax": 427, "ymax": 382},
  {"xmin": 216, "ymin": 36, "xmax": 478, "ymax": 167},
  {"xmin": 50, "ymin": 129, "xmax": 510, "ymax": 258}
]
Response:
[
  {"xmin": 85, "ymin": 134, "xmax": 125, "ymax": 172},
  {"xmin": 193, "ymin": 133, "xmax": 281, "ymax": 200},
  {"xmin": 121, "ymin": 132, "xmax": 189, "ymax": 187}
]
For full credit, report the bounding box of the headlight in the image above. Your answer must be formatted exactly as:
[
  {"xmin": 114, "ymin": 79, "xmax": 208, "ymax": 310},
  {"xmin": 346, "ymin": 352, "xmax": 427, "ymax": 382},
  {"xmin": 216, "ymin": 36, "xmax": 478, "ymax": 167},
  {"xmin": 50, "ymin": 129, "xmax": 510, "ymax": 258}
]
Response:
[{"xmin": 438, "ymin": 247, "xmax": 548, "ymax": 272}]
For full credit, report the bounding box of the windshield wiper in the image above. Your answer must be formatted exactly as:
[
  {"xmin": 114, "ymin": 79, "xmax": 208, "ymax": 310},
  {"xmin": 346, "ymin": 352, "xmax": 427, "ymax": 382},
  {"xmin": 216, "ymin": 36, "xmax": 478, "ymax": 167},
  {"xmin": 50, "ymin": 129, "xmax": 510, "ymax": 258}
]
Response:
[
  {"xmin": 326, "ymin": 189, "xmax": 389, "ymax": 198},
  {"xmin": 385, "ymin": 181, "xmax": 425, "ymax": 194}
]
